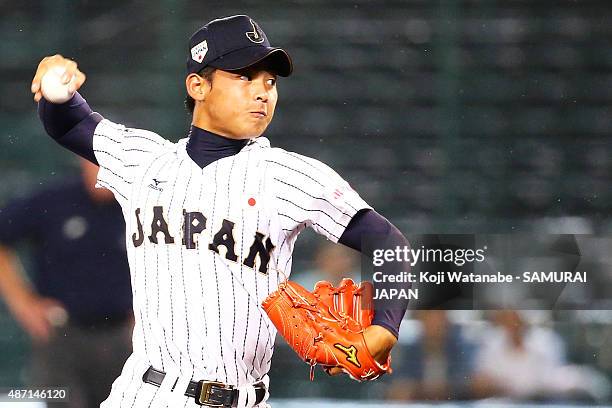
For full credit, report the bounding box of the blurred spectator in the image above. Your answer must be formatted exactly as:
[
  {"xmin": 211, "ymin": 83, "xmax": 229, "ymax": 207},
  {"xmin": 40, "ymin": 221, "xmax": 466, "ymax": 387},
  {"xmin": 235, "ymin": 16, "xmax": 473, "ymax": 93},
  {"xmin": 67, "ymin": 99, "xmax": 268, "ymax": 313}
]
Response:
[
  {"xmin": 472, "ymin": 310, "xmax": 610, "ymax": 403},
  {"xmin": 0, "ymin": 159, "xmax": 133, "ymax": 408},
  {"xmin": 293, "ymin": 241, "xmax": 360, "ymax": 289},
  {"xmin": 387, "ymin": 310, "xmax": 476, "ymax": 401}
]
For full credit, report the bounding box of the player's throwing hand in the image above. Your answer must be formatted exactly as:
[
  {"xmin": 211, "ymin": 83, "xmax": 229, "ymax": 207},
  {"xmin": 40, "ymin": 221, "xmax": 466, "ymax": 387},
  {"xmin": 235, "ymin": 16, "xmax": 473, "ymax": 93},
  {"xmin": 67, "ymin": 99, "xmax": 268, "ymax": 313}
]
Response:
[{"xmin": 31, "ymin": 54, "xmax": 86, "ymax": 102}]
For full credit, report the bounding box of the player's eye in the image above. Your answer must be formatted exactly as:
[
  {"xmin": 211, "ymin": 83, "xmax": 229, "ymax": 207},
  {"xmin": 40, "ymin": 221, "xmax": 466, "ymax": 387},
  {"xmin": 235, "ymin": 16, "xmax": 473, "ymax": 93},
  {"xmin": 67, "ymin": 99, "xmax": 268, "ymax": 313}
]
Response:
[
  {"xmin": 239, "ymin": 75, "xmax": 250, "ymax": 81},
  {"xmin": 267, "ymin": 78, "xmax": 276, "ymax": 86}
]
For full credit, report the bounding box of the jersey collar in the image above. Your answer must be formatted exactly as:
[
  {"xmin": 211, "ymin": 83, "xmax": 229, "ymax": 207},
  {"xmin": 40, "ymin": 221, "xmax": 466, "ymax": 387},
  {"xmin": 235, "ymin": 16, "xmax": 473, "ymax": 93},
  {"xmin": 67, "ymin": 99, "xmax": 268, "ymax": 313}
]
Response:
[
  {"xmin": 185, "ymin": 125, "xmax": 248, "ymax": 169},
  {"xmin": 182, "ymin": 126, "xmax": 271, "ymax": 168}
]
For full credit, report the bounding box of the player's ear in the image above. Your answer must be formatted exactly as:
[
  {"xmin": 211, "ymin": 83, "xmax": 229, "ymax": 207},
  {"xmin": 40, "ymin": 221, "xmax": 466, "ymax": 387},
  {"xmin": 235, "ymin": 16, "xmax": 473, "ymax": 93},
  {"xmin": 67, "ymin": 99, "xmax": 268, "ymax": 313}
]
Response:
[{"xmin": 185, "ymin": 73, "xmax": 209, "ymax": 102}]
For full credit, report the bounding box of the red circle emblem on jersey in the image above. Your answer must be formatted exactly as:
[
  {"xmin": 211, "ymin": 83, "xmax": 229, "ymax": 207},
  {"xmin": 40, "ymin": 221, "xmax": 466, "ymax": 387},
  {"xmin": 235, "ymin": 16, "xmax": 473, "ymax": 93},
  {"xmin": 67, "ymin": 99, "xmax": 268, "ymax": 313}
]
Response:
[{"xmin": 248, "ymin": 198, "xmax": 256, "ymax": 206}]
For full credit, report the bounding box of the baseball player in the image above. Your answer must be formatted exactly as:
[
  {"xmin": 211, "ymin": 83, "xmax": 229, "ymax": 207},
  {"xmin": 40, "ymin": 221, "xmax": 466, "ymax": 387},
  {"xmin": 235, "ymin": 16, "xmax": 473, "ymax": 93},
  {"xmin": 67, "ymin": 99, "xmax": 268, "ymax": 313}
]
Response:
[{"xmin": 31, "ymin": 15, "xmax": 409, "ymax": 407}]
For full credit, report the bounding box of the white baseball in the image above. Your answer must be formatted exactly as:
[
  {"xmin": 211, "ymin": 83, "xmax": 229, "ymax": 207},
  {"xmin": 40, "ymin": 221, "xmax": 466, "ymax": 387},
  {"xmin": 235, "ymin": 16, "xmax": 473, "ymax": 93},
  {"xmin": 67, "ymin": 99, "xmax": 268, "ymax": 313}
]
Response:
[{"xmin": 41, "ymin": 66, "xmax": 76, "ymax": 103}]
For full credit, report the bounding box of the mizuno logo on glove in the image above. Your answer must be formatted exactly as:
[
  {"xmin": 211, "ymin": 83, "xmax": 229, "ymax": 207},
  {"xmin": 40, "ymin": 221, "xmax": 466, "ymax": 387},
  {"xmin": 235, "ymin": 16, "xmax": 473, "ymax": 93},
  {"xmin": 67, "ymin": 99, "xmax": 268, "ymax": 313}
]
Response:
[{"xmin": 334, "ymin": 343, "xmax": 361, "ymax": 367}]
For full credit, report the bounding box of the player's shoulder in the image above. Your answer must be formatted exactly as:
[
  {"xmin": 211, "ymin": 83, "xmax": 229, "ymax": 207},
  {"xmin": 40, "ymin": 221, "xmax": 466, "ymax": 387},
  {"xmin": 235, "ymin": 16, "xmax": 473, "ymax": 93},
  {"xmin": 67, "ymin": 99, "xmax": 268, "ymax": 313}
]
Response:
[
  {"xmin": 93, "ymin": 119, "xmax": 182, "ymax": 180},
  {"xmin": 265, "ymin": 146, "xmax": 338, "ymax": 178},
  {"xmin": 95, "ymin": 118, "xmax": 173, "ymax": 151},
  {"xmin": 241, "ymin": 137, "xmax": 342, "ymax": 184}
]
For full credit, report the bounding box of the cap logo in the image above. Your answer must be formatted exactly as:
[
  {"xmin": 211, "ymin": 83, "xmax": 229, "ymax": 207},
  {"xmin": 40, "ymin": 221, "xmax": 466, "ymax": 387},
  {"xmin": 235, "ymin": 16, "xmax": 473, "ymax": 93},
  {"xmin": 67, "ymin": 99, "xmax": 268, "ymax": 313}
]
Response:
[
  {"xmin": 191, "ymin": 39, "xmax": 208, "ymax": 63},
  {"xmin": 246, "ymin": 19, "xmax": 265, "ymax": 44}
]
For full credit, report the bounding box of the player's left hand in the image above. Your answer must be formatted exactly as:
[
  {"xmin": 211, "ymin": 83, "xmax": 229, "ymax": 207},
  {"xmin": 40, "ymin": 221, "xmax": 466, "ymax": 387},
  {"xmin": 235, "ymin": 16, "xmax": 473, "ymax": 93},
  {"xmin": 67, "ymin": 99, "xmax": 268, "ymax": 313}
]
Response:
[{"xmin": 325, "ymin": 324, "xmax": 397, "ymax": 376}]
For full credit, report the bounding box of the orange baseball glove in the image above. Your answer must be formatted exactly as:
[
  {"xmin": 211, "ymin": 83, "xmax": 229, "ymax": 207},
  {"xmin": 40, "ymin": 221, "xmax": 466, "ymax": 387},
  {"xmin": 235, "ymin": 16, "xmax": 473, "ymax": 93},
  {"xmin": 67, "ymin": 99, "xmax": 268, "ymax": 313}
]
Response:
[{"xmin": 262, "ymin": 278, "xmax": 391, "ymax": 381}]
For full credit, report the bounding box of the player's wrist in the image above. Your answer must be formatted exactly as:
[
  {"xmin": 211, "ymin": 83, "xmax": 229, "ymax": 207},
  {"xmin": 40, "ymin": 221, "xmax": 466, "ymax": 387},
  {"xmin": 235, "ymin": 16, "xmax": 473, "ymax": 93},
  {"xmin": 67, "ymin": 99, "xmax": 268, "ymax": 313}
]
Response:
[{"xmin": 364, "ymin": 324, "xmax": 397, "ymax": 364}]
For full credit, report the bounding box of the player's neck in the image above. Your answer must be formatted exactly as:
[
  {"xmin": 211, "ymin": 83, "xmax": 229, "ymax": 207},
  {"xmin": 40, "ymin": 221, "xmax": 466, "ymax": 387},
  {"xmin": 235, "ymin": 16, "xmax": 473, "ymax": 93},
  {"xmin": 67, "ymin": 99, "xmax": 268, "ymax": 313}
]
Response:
[
  {"xmin": 186, "ymin": 125, "xmax": 249, "ymax": 169},
  {"xmin": 189, "ymin": 125, "xmax": 248, "ymax": 145}
]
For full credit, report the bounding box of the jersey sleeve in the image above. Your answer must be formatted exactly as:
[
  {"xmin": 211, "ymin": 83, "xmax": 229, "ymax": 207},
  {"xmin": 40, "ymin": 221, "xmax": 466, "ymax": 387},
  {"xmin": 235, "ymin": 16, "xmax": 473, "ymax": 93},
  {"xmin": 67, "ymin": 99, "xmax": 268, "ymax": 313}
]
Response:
[
  {"xmin": 269, "ymin": 150, "xmax": 371, "ymax": 242},
  {"xmin": 92, "ymin": 119, "xmax": 170, "ymax": 205}
]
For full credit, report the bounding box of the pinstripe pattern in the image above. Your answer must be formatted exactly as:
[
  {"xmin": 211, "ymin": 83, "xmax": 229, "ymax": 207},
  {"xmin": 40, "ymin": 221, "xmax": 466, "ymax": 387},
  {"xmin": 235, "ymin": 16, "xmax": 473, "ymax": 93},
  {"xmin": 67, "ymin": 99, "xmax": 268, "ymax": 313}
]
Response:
[
  {"xmin": 180, "ymin": 165, "xmax": 195, "ymax": 369},
  {"xmin": 226, "ymin": 155, "xmax": 240, "ymax": 385},
  {"xmin": 166, "ymin": 159, "xmax": 183, "ymax": 369},
  {"xmin": 240, "ymin": 150, "xmax": 252, "ymax": 385},
  {"xmin": 249, "ymin": 154, "xmax": 266, "ymax": 379},
  {"xmin": 137, "ymin": 155, "xmax": 169, "ymax": 366},
  {"xmin": 150, "ymin": 156, "xmax": 178, "ymax": 372},
  {"xmin": 210, "ymin": 161, "xmax": 228, "ymax": 382},
  {"xmin": 95, "ymin": 119, "xmax": 370, "ymax": 408}
]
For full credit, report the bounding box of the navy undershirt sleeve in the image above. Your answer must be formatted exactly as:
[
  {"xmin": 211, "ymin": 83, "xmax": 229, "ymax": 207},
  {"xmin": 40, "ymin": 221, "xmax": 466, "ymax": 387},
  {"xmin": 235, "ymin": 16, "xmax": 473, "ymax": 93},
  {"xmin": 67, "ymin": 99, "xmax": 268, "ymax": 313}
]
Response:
[
  {"xmin": 338, "ymin": 209, "xmax": 409, "ymax": 338},
  {"xmin": 38, "ymin": 92, "xmax": 102, "ymax": 164}
]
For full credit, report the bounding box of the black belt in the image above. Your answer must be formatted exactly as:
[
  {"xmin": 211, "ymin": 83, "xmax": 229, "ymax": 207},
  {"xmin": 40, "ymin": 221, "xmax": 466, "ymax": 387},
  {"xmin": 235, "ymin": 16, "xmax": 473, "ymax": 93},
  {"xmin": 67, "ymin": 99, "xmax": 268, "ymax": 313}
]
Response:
[{"xmin": 142, "ymin": 366, "xmax": 266, "ymax": 407}]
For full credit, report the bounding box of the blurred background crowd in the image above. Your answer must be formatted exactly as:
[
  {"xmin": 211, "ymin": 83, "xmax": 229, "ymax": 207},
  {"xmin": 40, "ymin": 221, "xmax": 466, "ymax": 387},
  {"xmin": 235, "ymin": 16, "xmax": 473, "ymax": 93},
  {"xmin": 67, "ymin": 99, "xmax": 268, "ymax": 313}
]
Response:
[{"xmin": 0, "ymin": 0, "xmax": 611, "ymax": 406}]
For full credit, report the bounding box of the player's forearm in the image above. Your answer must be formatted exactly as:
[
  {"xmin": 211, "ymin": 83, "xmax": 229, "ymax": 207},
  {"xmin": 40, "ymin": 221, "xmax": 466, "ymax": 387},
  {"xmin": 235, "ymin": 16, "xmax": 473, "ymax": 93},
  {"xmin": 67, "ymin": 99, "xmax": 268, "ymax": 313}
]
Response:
[
  {"xmin": 38, "ymin": 92, "xmax": 102, "ymax": 164},
  {"xmin": 339, "ymin": 209, "xmax": 409, "ymax": 338}
]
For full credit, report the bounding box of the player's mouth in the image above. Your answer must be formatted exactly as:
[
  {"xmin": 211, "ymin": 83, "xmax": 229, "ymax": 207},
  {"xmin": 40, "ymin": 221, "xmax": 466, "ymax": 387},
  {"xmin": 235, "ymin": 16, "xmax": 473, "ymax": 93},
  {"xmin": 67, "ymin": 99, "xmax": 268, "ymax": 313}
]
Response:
[{"xmin": 250, "ymin": 111, "xmax": 267, "ymax": 119}]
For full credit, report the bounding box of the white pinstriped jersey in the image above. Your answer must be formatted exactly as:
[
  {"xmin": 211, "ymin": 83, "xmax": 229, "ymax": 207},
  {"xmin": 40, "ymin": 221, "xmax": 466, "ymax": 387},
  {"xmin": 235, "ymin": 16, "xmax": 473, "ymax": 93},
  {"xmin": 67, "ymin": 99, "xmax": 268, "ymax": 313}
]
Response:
[{"xmin": 93, "ymin": 118, "xmax": 370, "ymax": 407}]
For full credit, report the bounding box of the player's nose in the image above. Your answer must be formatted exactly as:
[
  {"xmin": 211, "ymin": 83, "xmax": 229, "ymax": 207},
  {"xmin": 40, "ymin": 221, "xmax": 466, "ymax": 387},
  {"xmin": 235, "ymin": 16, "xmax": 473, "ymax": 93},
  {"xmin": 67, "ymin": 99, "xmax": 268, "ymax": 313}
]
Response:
[{"xmin": 252, "ymin": 79, "xmax": 269, "ymax": 103}]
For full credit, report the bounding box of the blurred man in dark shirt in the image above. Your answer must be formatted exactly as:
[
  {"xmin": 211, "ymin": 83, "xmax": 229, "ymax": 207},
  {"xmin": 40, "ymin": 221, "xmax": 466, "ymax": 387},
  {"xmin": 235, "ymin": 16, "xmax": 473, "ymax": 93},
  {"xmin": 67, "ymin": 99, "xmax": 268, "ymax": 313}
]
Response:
[
  {"xmin": 0, "ymin": 159, "xmax": 133, "ymax": 407},
  {"xmin": 387, "ymin": 310, "xmax": 476, "ymax": 401}
]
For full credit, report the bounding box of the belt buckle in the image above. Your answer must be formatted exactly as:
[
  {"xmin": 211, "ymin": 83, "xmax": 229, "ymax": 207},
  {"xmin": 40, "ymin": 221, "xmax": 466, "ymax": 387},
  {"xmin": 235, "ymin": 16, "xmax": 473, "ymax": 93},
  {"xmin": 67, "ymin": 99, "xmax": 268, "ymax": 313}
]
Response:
[{"xmin": 197, "ymin": 380, "xmax": 230, "ymax": 407}]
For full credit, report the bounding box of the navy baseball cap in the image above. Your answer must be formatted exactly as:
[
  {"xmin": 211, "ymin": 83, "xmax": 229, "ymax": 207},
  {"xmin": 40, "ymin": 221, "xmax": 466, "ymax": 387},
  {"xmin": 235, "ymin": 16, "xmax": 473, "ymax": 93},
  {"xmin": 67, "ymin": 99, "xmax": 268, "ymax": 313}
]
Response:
[{"xmin": 187, "ymin": 15, "xmax": 293, "ymax": 77}]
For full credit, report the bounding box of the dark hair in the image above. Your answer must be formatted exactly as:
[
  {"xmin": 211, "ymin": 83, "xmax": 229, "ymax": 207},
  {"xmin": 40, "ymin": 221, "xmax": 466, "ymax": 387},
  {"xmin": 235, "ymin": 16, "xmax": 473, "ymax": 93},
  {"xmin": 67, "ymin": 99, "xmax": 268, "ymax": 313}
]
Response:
[{"xmin": 185, "ymin": 66, "xmax": 217, "ymax": 114}]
